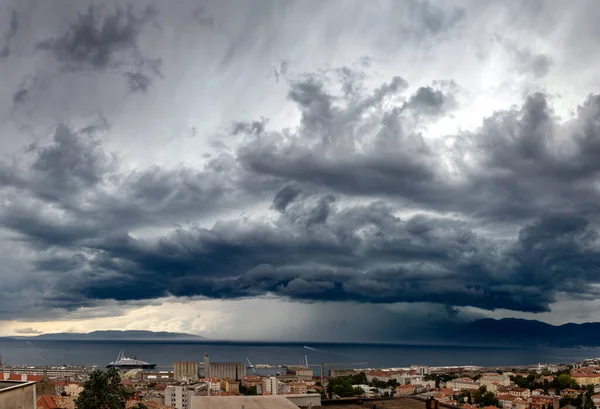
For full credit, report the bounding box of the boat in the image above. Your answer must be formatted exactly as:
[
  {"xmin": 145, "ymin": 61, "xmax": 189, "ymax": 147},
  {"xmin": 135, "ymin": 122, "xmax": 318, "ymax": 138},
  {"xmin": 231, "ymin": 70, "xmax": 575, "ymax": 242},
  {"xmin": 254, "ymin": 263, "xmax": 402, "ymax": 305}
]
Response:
[{"xmin": 106, "ymin": 351, "xmax": 156, "ymax": 369}]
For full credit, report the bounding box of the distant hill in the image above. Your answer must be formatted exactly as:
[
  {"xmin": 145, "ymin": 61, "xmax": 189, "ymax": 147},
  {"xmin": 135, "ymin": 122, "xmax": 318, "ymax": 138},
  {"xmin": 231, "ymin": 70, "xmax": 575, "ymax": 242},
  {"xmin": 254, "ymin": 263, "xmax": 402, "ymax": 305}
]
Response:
[
  {"xmin": 441, "ymin": 318, "xmax": 600, "ymax": 347},
  {"xmin": 10, "ymin": 330, "xmax": 204, "ymax": 341}
]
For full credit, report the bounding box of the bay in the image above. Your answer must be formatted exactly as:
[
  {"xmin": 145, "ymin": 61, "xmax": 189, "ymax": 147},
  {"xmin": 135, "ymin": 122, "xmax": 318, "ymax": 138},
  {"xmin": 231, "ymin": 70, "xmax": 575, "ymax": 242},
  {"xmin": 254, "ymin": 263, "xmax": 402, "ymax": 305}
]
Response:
[{"xmin": 1, "ymin": 339, "xmax": 598, "ymax": 373}]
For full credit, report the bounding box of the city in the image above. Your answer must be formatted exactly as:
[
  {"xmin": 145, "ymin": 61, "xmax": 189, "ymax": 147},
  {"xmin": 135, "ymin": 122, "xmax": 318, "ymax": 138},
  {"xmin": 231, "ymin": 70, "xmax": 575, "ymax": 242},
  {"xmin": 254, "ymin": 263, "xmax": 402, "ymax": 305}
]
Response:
[{"xmin": 5, "ymin": 353, "xmax": 600, "ymax": 409}]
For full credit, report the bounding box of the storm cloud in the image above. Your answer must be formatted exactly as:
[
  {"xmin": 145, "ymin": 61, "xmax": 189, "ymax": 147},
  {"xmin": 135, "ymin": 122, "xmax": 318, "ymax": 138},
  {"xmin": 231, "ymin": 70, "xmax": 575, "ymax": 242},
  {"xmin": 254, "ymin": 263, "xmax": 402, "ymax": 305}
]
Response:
[{"xmin": 2, "ymin": 0, "xmax": 600, "ymax": 338}]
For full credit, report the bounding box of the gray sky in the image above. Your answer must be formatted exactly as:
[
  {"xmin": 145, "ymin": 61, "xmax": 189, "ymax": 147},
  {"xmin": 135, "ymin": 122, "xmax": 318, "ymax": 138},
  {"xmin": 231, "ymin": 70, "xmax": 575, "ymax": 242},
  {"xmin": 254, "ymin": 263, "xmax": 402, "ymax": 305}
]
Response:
[{"xmin": 2, "ymin": 0, "xmax": 600, "ymax": 341}]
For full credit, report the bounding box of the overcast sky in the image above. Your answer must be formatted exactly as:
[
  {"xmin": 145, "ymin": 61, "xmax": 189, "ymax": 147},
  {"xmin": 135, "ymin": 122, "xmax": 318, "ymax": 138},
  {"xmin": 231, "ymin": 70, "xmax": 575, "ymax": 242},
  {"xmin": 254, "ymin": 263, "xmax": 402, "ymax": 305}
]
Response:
[{"xmin": 2, "ymin": 0, "xmax": 600, "ymax": 341}]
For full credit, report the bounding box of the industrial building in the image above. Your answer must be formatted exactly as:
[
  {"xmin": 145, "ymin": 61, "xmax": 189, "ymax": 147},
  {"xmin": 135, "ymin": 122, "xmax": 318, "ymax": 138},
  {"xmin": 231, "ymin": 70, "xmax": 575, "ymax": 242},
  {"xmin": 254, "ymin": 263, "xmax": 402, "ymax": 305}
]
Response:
[
  {"xmin": 202, "ymin": 354, "xmax": 245, "ymax": 381},
  {"xmin": 174, "ymin": 362, "xmax": 199, "ymax": 382},
  {"xmin": 0, "ymin": 380, "xmax": 36, "ymax": 409}
]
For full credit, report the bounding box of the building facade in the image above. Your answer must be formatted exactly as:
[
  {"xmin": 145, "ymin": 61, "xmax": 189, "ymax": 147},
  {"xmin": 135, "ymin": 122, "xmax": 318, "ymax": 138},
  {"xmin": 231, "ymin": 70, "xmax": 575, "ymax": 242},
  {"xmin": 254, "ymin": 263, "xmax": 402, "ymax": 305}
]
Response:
[
  {"xmin": 220, "ymin": 378, "xmax": 240, "ymax": 394},
  {"xmin": 174, "ymin": 362, "xmax": 199, "ymax": 383},
  {"xmin": 286, "ymin": 367, "xmax": 313, "ymax": 381},
  {"xmin": 242, "ymin": 375, "xmax": 263, "ymax": 394},
  {"xmin": 396, "ymin": 384, "xmax": 416, "ymax": 396},
  {"xmin": 529, "ymin": 395, "xmax": 560, "ymax": 409},
  {"xmin": 480, "ymin": 374, "xmax": 510, "ymax": 387},
  {"xmin": 63, "ymin": 382, "xmax": 83, "ymax": 397},
  {"xmin": 289, "ymin": 382, "xmax": 308, "ymax": 394},
  {"xmin": 262, "ymin": 377, "xmax": 278, "ymax": 395},
  {"xmin": 0, "ymin": 380, "xmax": 36, "ymax": 409},
  {"xmin": 202, "ymin": 354, "xmax": 245, "ymax": 381},
  {"xmin": 165, "ymin": 385, "xmax": 197, "ymax": 409},
  {"xmin": 446, "ymin": 378, "xmax": 480, "ymax": 391}
]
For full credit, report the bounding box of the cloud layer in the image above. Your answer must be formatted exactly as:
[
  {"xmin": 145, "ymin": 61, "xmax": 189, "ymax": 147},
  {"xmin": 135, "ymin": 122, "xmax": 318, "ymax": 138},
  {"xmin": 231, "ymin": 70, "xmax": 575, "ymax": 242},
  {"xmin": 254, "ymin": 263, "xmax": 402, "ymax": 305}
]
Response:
[{"xmin": 2, "ymin": 0, "xmax": 600, "ymax": 337}]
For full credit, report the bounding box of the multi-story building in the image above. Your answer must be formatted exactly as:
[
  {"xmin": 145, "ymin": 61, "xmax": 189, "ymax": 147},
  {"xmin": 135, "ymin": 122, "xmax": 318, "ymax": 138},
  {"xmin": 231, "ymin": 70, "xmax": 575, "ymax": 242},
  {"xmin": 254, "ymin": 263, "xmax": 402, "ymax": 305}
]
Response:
[
  {"xmin": 0, "ymin": 380, "xmax": 36, "ymax": 409},
  {"xmin": 165, "ymin": 384, "xmax": 208, "ymax": 409},
  {"xmin": 366, "ymin": 371, "xmax": 391, "ymax": 383},
  {"xmin": 1, "ymin": 366, "xmax": 89, "ymax": 381},
  {"xmin": 289, "ymin": 382, "xmax": 308, "ymax": 394},
  {"xmin": 411, "ymin": 365, "xmax": 431, "ymax": 375},
  {"xmin": 507, "ymin": 387, "xmax": 531, "ymax": 399},
  {"xmin": 278, "ymin": 382, "xmax": 291, "ymax": 395},
  {"xmin": 513, "ymin": 397, "xmax": 528, "ymax": 409},
  {"xmin": 196, "ymin": 378, "xmax": 221, "ymax": 394},
  {"xmin": 286, "ymin": 367, "xmax": 313, "ymax": 381},
  {"xmin": 572, "ymin": 369, "xmax": 600, "ymax": 386},
  {"xmin": 396, "ymin": 384, "xmax": 416, "ymax": 396},
  {"xmin": 173, "ymin": 362, "xmax": 199, "ymax": 383},
  {"xmin": 561, "ymin": 389, "xmax": 580, "ymax": 398},
  {"xmin": 220, "ymin": 379, "xmax": 239, "ymax": 394},
  {"xmin": 63, "ymin": 382, "xmax": 83, "ymax": 398},
  {"xmin": 497, "ymin": 394, "xmax": 518, "ymax": 409},
  {"xmin": 446, "ymin": 378, "xmax": 480, "ymax": 391},
  {"xmin": 329, "ymin": 369, "xmax": 358, "ymax": 377},
  {"xmin": 480, "ymin": 374, "xmax": 510, "ymax": 387},
  {"xmin": 242, "ymin": 375, "xmax": 263, "ymax": 394},
  {"xmin": 262, "ymin": 377, "xmax": 278, "ymax": 395},
  {"xmin": 529, "ymin": 395, "xmax": 560, "ymax": 409}
]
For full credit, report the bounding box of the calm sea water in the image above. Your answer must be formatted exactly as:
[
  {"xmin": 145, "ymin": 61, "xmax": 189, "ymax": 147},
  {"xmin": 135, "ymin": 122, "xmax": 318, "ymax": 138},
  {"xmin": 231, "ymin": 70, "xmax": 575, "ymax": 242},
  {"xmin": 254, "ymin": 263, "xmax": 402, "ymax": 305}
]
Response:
[{"xmin": 0, "ymin": 339, "xmax": 598, "ymax": 373}]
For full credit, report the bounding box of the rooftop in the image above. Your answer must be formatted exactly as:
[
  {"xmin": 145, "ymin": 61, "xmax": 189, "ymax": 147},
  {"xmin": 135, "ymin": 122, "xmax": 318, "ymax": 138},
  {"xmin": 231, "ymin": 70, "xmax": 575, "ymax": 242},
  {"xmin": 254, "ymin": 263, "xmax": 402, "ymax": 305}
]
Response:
[
  {"xmin": 0, "ymin": 380, "xmax": 35, "ymax": 392},
  {"xmin": 191, "ymin": 395, "xmax": 300, "ymax": 409}
]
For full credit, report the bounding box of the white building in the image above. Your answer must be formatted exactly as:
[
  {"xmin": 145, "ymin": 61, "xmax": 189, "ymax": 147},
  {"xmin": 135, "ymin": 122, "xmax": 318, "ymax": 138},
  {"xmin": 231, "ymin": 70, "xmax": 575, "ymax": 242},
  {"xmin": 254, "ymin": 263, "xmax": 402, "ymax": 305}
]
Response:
[
  {"xmin": 197, "ymin": 378, "xmax": 221, "ymax": 394},
  {"xmin": 446, "ymin": 378, "xmax": 480, "ymax": 391},
  {"xmin": 165, "ymin": 384, "xmax": 208, "ymax": 409},
  {"xmin": 480, "ymin": 374, "xmax": 510, "ymax": 387},
  {"xmin": 411, "ymin": 365, "xmax": 431, "ymax": 375},
  {"xmin": 262, "ymin": 377, "xmax": 278, "ymax": 395},
  {"xmin": 63, "ymin": 383, "xmax": 83, "ymax": 398}
]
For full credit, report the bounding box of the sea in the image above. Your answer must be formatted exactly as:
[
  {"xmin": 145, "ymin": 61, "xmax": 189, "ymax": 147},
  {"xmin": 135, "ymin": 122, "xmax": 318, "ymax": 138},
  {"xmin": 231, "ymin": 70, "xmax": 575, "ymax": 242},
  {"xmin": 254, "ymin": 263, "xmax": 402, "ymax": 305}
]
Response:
[{"xmin": 1, "ymin": 339, "xmax": 598, "ymax": 373}]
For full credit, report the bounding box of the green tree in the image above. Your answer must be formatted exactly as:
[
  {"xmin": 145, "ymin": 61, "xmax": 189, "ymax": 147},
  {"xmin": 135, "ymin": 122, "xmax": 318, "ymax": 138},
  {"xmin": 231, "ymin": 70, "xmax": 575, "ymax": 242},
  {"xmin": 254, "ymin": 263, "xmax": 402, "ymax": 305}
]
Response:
[
  {"xmin": 557, "ymin": 374, "xmax": 578, "ymax": 391},
  {"xmin": 75, "ymin": 368, "xmax": 134, "ymax": 409},
  {"xmin": 350, "ymin": 372, "xmax": 368, "ymax": 385},
  {"xmin": 327, "ymin": 376, "xmax": 359, "ymax": 398},
  {"xmin": 240, "ymin": 385, "xmax": 258, "ymax": 396},
  {"xmin": 473, "ymin": 386, "xmax": 498, "ymax": 407},
  {"xmin": 584, "ymin": 386, "xmax": 595, "ymax": 409},
  {"xmin": 370, "ymin": 377, "xmax": 389, "ymax": 389}
]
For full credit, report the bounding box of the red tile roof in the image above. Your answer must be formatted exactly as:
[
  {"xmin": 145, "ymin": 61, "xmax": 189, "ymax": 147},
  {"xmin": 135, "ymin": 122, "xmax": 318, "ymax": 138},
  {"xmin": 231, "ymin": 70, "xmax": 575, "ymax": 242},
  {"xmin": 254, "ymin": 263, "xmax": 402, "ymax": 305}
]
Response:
[
  {"xmin": 37, "ymin": 395, "xmax": 59, "ymax": 409},
  {"xmin": 4, "ymin": 373, "xmax": 44, "ymax": 382}
]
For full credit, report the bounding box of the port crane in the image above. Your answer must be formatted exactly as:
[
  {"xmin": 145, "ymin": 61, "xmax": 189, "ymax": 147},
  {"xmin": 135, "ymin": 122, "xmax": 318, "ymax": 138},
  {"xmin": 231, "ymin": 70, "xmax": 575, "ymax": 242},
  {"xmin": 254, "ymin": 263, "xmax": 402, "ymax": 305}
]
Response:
[{"xmin": 246, "ymin": 357, "xmax": 257, "ymax": 375}]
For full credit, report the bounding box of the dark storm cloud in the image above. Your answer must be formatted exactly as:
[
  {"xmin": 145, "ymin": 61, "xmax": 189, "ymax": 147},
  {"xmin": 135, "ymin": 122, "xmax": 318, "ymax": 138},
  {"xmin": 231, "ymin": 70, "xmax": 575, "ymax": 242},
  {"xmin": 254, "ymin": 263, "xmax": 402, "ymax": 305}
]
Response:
[
  {"xmin": 36, "ymin": 198, "xmax": 585, "ymax": 313},
  {"xmin": 36, "ymin": 4, "xmax": 161, "ymax": 90},
  {"xmin": 5, "ymin": 63, "xmax": 600, "ymax": 319},
  {"xmin": 2, "ymin": 123, "xmax": 116, "ymax": 202},
  {"xmin": 192, "ymin": 6, "xmax": 215, "ymax": 29},
  {"xmin": 238, "ymin": 70, "xmax": 600, "ymax": 222},
  {"xmin": 403, "ymin": 0, "xmax": 465, "ymax": 39},
  {"xmin": 0, "ymin": 9, "xmax": 17, "ymax": 58},
  {"xmin": 494, "ymin": 35, "xmax": 553, "ymax": 78},
  {"xmin": 272, "ymin": 184, "xmax": 302, "ymax": 212},
  {"xmin": 125, "ymin": 71, "xmax": 152, "ymax": 93}
]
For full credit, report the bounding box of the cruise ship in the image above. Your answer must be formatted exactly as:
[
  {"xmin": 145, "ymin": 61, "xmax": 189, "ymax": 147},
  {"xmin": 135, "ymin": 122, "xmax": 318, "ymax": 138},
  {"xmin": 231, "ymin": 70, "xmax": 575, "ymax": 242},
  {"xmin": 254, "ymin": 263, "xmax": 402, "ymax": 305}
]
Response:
[{"xmin": 106, "ymin": 351, "xmax": 156, "ymax": 369}]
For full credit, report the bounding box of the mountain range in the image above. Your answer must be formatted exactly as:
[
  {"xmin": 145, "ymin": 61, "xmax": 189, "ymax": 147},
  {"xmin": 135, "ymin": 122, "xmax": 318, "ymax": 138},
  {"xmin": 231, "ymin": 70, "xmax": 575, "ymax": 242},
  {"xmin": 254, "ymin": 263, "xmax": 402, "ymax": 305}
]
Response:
[
  {"xmin": 438, "ymin": 318, "xmax": 600, "ymax": 347},
  {"xmin": 4, "ymin": 319, "xmax": 600, "ymax": 347},
  {"xmin": 4, "ymin": 330, "xmax": 204, "ymax": 341}
]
